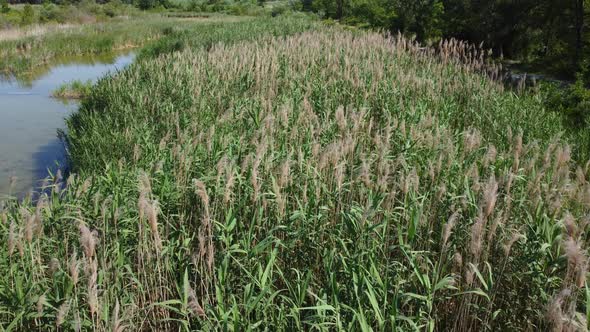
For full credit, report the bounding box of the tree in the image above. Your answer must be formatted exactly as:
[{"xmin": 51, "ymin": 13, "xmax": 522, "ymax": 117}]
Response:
[
  {"xmin": 1, "ymin": 0, "xmax": 9, "ymax": 14},
  {"xmin": 20, "ymin": 4, "xmax": 34, "ymax": 25},
  {"xmin": 302, "ymin": 0, "xmax": 588, "ymax": 77},
  {"xmin": 574, "ymin": 0, "xmax": 584, "ymax": 67},
  {"xmin": 138, "ymin": 0, "xmax": 155, "ymax": 10}
]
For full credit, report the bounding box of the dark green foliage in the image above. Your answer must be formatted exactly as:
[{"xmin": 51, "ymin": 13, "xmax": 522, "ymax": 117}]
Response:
[
  {"xmin": 39, "ymin": 2, "xmax": 62, "ymax": 22},
  {"xmin": 545, "ymin": 75, "xmax": 590, "ymax": 160},
  {"xmin": 546, "ymin": 80, "xmax": 590, "ymax": 128},
  {"xmin": 341, "ymin": 0, "xmax": 397, "ymax": 29},
  {"xmin": 103, "ymin": 0, "xmax": 124, "ymax": 17},
  {"xmin": 138, "ymin": 29, "xmax": 187, "ymax": 58},
  {"xmin": 311, "ymin": 0, "xmax": 445, "ymax": 41},
  {"xmin": 138, "ymin": 0, "xmax": 156, "ymax": 10},
  {"xmin": 1, "ymin": 0, "xmax": 9, "ymax": 14},
  {"xmin": 20, "ymin": 4, "xmax": 34, "ymax": 25},
  {"xmin": 304, "ymin": 0, "xmax": 588, "ymax": 78}
]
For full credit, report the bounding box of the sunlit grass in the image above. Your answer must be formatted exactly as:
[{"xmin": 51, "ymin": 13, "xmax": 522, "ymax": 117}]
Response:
[
  {"xmin": 0, "ymin": 14, "xmax": 253, "ymax": 80},
  {"xmin": 52, "ymin": 79, "xmax": 93, "ymax": 99}
]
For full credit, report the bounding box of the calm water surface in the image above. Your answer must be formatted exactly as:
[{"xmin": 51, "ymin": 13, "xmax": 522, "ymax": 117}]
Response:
[{"xmin": 0, "ymin": 53, "xmax": 135, "ymax": 198}]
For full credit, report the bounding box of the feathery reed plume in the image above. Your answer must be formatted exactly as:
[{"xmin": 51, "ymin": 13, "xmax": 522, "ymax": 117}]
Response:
[
  {"xmin": 49, "ymin": 258, "xmax": 60, "ymax": 276},
  {"xmin": 193, "ymin": 179, "xmax": 210, "ymax": 210},
  {"xmin": 482, "ymin": 175, "xmax": 498, "ymax": 218},
  {"xmin": 278, "ymin": 157, "xmax": 291, "ymax": 190},
  {"xmin": 69, "ymin": 250, "xmax": 79, "ymax": 286},
  {"xmin": 22, "ymin": 207, "xmax": 34, "ymax": 243},
  {"xmin": 555, "ymin": 144, "xmax": 571, "ymax": 168},
  {"xmin": 503, "ymin": 231, "xmax": 524, "ymax": 257},
  {"xmin": 453, "ymin": 252, "xmax": 463, "ymax": 272},
  {"xmin": 402, "ymin": 168, "xmax": 419, "ymax": 195},
  {"xmin": 188, "ymin": 286, "xmax": 206, "ymax": 317},
  {"xmin": 56, "ymin": 300, "xmax": 70, "ymax": 327},
  {"xmin": 138, "ymin": 193, "xmax": 149, "ymax": 224},
  {"xmin": 442, "ymin": 210, "xmax": 459, "ymax": 249},
  {"xmin": 223, "ymin": 162, "xmax": 236, "ymax": 205},
  {"xmin": 564, "ymin": 238, "xmax": 588, "ymax": 287},
  {"xmin": 207, "ymin": 234, "xmax": 214, "ymax": 276},
  {"xmin": 359, "ymin": 157, "xmax": 372, "ymax": 188},
  {"xmin": 112, "ymin": 299, "xmax": 125, "ymax": 332},
  {"xmin": 79, "ymin": 223, "xmax": 98, "ymax": 259},
  {"xmin": 335, "ymin": 162, "xmax": 346, "ymax": 192},
  {"xmin": 76, "ymin": 177, "xmax": 92, "ymax": 198},
  {"xmin": 37, "ymin": 294, "xmax": 46, "ymax": 317},
  {"xmin": 546, "ymin": 288, "xmax": 571, "ymax": 332},
  {"xmin": 133, "ymin": 144, "xmax": 141, "ymax": 163},
  {"xmin": 193, "ymin": 178, "xmax": 214, "ymax": 273},
  {"xmin": 510, "ymin": 132, "xmax": 523, "ymax": 173},
  {"xmin": 34, "ymin": 197, "xmax": 44, "ymax": 238},
  {"xmin": 216, "ymin": 155, "xmax": 229, "ymax": 185},
  {"xmin": 88, "ymin": 283, "xmax": 99, "ymax": 317},
  {"xmin": 562, "ymin": 212, "xmax": 577, "ymax": 239},
  {"xmin": 7, "ymin": 221, "xmax": 17, "ymax": 257},
  {"xmin": 483, "ymin": 145, "xmax": 497, "ymax": 167},
  {"xmin": 73, "ymin": 311, "xmax": 81, "ymax": 332},
  {"xmin": 504, "ymin": 171, "xmax": 515, "ymax": 196},
  {"xmin": 55, "ymin": 169, "xmax": 63, "ymax": 183},
  {"xmin": 576, "ymin": 167, "xmax": 586, "ymax": 184},
  {"xmin": 138, "ymin": 171, "xmax": 152, "ymax": 196},
  {"xmin": 335, "ymin": 106, "xmax": 346, "ymax": 132},
  {"xmin": 463, "ymin": 129, "xmax": 481, "ymax": 155},
  {"xmin": 85, "ymin": 256, "xmax": 98, "ymax": 286},
  {"xmin": 138, "ymin": 170, "xmax": 162, "ymax": 253},
  {"xmin": 66, "ymin": 173, "xmax": 75, "ymax": 187},
  {"xmin": 146, "ymin": 200, "xmax": 162, "ymax": 253},
  {"xmin": 469, "ymin": 210, "xmax": 486, "ymax": 260},
  {"xmin": 465, "ymin": 263, "xmax": 475, "ymax": 286},
  {"xmin": 486, "ymin": 211, "xmax": 504, "ymax": 244}
]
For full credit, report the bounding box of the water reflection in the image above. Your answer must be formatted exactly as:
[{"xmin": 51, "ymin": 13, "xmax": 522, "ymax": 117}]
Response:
[{"xmin": 0, "ymin": 52, "xmax": 135, "ymax": 197}]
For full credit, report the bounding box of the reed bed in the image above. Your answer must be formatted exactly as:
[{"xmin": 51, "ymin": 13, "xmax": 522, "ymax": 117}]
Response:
[
  {"xmin": 1, "ymin": 17, "xmax": 589, "ymax": 331},
  {"xmin": 0, "ymin": 14, "xmax": 253, "ymax": 80},
  {"xmin": 0, "ymin": 23, "xmax": 76, "ymax": 42}
]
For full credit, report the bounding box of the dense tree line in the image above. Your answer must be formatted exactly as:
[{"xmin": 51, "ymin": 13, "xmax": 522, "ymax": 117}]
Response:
[{"xmin": 302, "ymin": 0, "xmax": 588, "ymax": 79}]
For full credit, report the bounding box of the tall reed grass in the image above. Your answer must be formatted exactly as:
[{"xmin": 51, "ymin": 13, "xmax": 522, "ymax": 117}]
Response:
[
  {"xmin": 0, "ymin": 14, "xmax": 253, "ymax": 81},
  {"xmin": 1, "ymin": 15, "xmax": 589, "ymax": 331}
]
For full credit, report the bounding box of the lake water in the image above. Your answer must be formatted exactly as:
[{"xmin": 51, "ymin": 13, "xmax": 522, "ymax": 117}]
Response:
[{"xmin": 0, "ymin": 52, "xmax": 135, "ymax": 198}]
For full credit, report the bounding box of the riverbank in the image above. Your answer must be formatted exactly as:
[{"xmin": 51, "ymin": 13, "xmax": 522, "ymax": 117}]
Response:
[{"xmin": 0, "ymin": 14, "xmax": 249, "ymax": 81}]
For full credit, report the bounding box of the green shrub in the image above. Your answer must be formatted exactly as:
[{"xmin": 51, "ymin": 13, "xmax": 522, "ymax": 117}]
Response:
[
  {"xmin": 103, "ymin": 2, "xmax": 119, "ymax": 17},
  {"xmin": 270, "ymin": 3, "xmax": 289, "ymax": 17},
  {"xmin": 79, "ymin": 0, "xmax": 103, "ymax": 15},
  {"xmin": 20, "ymin": 4, "xmax": 35, "ymax": 26},
  {"xmin": 1, "ymin": 7, "xmax": 20, "ymax": 25},
  {"xmin": 1, "ymin": 0, "xmax": 9, "ymax": 14},
  {"xmin": 546, "ymin": 80, "xmax": 590, "ymax": 128},
  {"xmin": 544, "ymin": 77, "xmax": 590, "ymax": 160},
  {"xmin": 39, "ymin": 3, "xmax": 62, "ymax": 23},
  {"xmin": 138, "ymin": 0, "xmax": 156, "ymax": 10},
  {"xmin": 52, "ymin": 79, "xmax": 93, "ymax": 99}
]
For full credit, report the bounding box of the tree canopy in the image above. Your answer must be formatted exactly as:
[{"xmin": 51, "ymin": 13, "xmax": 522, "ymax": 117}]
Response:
[{"xmin": 305, "ymin": 0, "xmax": 589, "ymax": 78}]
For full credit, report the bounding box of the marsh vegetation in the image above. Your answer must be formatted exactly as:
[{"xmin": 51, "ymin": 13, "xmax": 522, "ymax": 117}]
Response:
[
  {"xmin": 0, "ymin": 12, "xmax": 589, "ymax": 331},
  {"xmin": 0, "ymin": 0, "xmax": 589, "ymax": 330}
]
